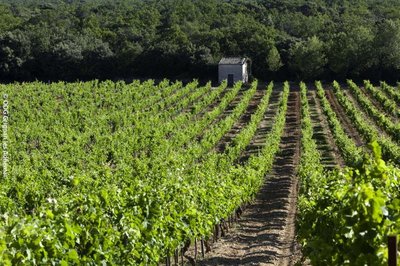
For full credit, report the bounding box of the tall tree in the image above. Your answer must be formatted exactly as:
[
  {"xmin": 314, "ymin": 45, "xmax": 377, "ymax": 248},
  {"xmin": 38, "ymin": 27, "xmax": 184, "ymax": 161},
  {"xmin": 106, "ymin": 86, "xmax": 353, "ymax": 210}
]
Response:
[
  {"xmin": 290, "ymin": 36, "xmax": 327, "ymax": 80},
  {"xmin": 375, "ymin": 19, "xmax": 400, "ymax": 71}
]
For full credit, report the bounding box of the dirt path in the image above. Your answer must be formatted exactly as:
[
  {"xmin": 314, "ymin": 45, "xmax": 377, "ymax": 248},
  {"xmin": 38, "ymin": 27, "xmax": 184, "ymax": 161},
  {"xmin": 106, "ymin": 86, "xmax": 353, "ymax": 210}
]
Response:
[{"xmin": 196, "ymin": 90, "xmax": 302, "ymax": 266}]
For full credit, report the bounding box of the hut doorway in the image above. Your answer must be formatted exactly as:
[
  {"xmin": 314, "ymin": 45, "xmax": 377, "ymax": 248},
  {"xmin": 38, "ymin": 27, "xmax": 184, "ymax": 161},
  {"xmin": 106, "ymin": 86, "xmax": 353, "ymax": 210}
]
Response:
[{"xmin": 228, "ymin": 74, "xmax": 234, "ymax": 87}]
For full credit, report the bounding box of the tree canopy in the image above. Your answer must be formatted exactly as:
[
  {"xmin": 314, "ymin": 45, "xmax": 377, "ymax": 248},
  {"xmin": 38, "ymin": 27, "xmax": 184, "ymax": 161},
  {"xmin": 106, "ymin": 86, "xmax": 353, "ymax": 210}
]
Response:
[{"xmin": 0, "ymin": 0, "xmax": 400, "ymax": 81}]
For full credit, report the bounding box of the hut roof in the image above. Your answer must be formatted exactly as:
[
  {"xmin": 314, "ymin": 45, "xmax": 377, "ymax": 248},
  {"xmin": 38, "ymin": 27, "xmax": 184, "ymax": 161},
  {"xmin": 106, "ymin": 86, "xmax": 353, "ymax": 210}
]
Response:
[{"xmin": 218, "ymin": 57, "xmax": 247, "ymax": 65}]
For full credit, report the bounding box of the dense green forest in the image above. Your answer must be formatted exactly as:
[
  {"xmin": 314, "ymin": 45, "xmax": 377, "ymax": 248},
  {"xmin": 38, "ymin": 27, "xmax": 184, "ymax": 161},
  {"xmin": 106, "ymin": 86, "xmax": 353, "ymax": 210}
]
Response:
[{"xmin": 1, "ymin": 0, "xmax": 400, "ymax": 81}]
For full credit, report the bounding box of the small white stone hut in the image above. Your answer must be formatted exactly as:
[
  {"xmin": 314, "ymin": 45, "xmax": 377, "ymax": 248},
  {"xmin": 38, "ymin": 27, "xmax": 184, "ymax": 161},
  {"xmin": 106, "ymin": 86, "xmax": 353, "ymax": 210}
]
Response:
[{"xmin": 218, "ymin": 57, "xmax": 249, "ymax": 86}]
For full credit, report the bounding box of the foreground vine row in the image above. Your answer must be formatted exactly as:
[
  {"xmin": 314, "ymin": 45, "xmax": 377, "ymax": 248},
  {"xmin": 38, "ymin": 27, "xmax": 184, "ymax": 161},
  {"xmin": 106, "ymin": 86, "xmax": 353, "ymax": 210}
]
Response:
[{"xmin": 298, "ymin": 82, "xmax": 400, "ymax": 266}]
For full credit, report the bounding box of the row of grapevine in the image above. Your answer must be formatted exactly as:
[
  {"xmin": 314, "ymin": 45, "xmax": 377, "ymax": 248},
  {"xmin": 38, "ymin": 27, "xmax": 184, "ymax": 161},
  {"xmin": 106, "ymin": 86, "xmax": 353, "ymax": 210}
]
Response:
[
  {"xmin": 315, "ymin": 81, "xmax": 364, "ymax": 166},
  {"xmin": 297, "ymin": 83, "xmax": 400, "ymax": 266},
  {"xmin": 132, "ymin": 79, "xmax": 184, "ymax": 112},
  {"xmin": 185, "ymin": 81, "xmax": 258, "ymax": 160},
  {"xmin": 346, "ymin": 80, "xmax": 400, "ymax": 143},
  {"xmin": 0, "ymin": 80, "xmax": 290, "ymax": 265},
  {"xmin": 135, "ymin": 81, "xmax": 243, "ymax": 171},
  {"xmin": 164, "ymin": 82, "xmax": 243, "ymax": 151},
  {"xmin": 130, "ymin": 81, "xmax": 224, "ymax": 154},
  {"xmin": 333, "ymin": 81, "xmax": 400, "ymax": 165},
  {"xmin": 380, "ymin": 81, "xmax": 400, "ymax": 105},
  {"xmin": 138, "ymin": 81, "xmax": 227, "ymax": 154},
  {"xmin": 138, "ymin": 80, "xmax": 200, "ymax": 119},
  {"xmin": 298, "ymin": 82, "xmax": 324, "ymax": 188},
  {"xmin": 362, "ymin": 81, "xmax": 399, "ymax": 118},
  {"xmin": 225, "ymin": 82, "xmax": 274, "ymax": 160}
]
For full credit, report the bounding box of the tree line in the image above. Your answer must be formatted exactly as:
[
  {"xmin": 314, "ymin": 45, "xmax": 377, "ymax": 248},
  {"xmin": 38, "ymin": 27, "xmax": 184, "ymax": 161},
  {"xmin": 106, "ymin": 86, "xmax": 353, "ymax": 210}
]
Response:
[{"xmin": 1, "ymin": 0, "xmax": 400, "ymax": 82}]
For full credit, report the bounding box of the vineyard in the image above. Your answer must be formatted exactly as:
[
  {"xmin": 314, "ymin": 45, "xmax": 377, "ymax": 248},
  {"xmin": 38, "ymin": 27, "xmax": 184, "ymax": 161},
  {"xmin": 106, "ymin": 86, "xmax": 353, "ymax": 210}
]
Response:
[{"xmin": 0, "ymin": 80, "xmax": 399, "ymax": 265}]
